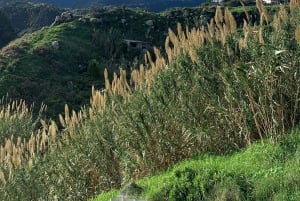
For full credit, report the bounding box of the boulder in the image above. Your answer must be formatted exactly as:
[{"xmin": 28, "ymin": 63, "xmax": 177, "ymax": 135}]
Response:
[
  {"xmin": 51, "ymin": 11, "xmax": 74, "ymax": 26},
  {"xmin": 68, "ymin": 24, "xmax": 77, "ymax": 30},
  {"xmin": 145, "ymin": 20, "xmax": 153, "ymax": 26},
  {"xmin": 89, "ymin": 18, "xmax": 102, "ymax": 23},
  {"xmin": 78, "ymin": 17, "xmax": 87, "ymax": 23},
  {"xmin": 51, "ymin": 41, "xmax": 59, "ymax": 50},
  {"xmin": 120, "ymin": 181, "xmax": 143, "ymax": 198},
  {"xmin": 111, "ymin": 181, "xmax": 146, "ymax": 200}
]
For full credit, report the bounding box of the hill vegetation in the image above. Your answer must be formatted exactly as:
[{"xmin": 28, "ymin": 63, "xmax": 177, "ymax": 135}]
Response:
[
  {"xmin": 0, "ymin": 0, "xmax": 204, "ymax": 12},
  {"xmin": 0, "ymin": 4, "xmax": 216, "ymax": 117},
  {"xmin": 0, "ymin": 0, "xmax": 299, "ymax": 201},
  {"xmin": 0, "ymin": 2, "xmax": 63, "ymax": 47},
  {"xmin": 0, "ymin": 11, "xmax": 15, "ymax": 47}
]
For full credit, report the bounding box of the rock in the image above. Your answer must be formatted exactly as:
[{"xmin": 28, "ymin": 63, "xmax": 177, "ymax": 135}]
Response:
[
  {"xmin": 78, "ymin": 17, "xmax": 87, "ymax": 23},
  {"xmin": 51, "ymin": 41, "xmax": 59, "ymax": 50},
  {"xmin": 89, "ymin": 18, "xmax": 102, "ymax": 23},
  {"xmin": 111, "ymin": 196, "xmax": 146, "ymax": 201},
  {"xmin": 68, "ymin": 24, "xmax": 77, "ymax": 30},
  {"xmin": 51, "ymin": 16, "xmax": 60, "ymax": 26},
  {"xmin": 120, "ymin": 181, "xmax": 143, "ymax": 198},
  {"xmin": 145, "ymin": 20, "xmax": 153, "ymax": 26},
  {"xmin": 61, "ymin": 12, "xmax": 73, "ymax": 21},
  {"xmin": 51, "ymin": 11, "xmax": 74, "ymax": 26}
]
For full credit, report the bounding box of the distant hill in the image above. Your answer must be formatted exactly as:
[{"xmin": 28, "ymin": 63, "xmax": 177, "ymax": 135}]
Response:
[
  {"xmin": 0, "ymin": 2, "xmax": 63, "ymax": 47},
  {"xmin": 0, "ymin": 10, "xmax": 15, "ymax": 47},
  {"xmin": 0, "ymin": 0, "xmax": 204, "ymax": 11}
]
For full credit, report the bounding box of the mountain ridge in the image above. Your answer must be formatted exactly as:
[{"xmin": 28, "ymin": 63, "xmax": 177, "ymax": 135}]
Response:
[
  {"xmin": 0, "ymin": 2, "xmax": 63, "ymax": 47},
  {"xmin": 0, "ymin": 0, "xmax": 204, "ymax": 11}
]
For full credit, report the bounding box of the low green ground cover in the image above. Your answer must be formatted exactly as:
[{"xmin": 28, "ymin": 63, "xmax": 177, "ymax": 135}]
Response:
[{"xmin": 93, "ymin": 127, "xmax": 300, "ymax": 201}]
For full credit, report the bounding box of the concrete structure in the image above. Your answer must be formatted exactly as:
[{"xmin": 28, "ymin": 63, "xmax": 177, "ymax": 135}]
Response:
[{"xmin": 124, "ymin": 39, "xmax": 151, "ymax": 52}]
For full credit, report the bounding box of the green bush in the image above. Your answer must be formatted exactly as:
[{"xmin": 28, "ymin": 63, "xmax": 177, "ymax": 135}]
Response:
[
  {"xmin": 0, "ymin": 99, "xmax": 42, "ymax": 143},
  {"xmin": 88, "ymin": 59, "xmax": 104, "ymax": 78}
]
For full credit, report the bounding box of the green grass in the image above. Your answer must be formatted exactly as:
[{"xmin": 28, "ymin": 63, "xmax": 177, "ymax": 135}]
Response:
[{"xmin": 93, "ymin": 127, "xmax": 300, "ymax": 201}]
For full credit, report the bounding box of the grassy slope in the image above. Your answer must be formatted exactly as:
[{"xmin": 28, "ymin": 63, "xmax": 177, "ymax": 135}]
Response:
[
  {"xmin": 0, "ymin": 2, "xmax": 63, "ymax": 47},
  {"xmin": 0, "ymin": 21, "xmax": 101, "ymax": 116},
  {"xmin": 93, "ymin": 128, "xmax": 300, "ymax": 201}
]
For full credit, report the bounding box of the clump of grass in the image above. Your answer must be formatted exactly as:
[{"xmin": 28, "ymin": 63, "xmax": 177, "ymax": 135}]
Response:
[{"xmin": 0, "ymin": 99, "xmax": 36, "ymax": 143}]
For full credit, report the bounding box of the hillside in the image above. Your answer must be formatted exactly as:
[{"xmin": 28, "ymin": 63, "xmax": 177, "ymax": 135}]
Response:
[
  {"xmin": 0, "ymin": 10, "xmax": 15, "ymax": 47},
  {"xmin": 94, "ymin": 128, "xmax": 300, "ymax": 201},
  {"xmin": 0, "ymin": 0, "xmax": 204, "ymax": 11},
  {"xmin": 0, "ymin": 1, "xmax": 298, "ymax": 201},
  {"xmin": 0, "ymin": 2, "xmax": 63, "ymax": 47},
  {"xmin": 0, "ymin": 5, "xmax": 214, "ymax": 117}
]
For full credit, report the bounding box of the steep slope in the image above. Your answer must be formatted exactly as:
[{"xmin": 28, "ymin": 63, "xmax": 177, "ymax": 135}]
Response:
[
  {"xmin": 0, "ymin": 10, "xmax": 15, "ymax": 47},
  {"xmin": 0, "ymin": 2, "xmax": 63, "ymax": 47},
  {"xmin": 0, "ymin": 6, "xmax": 212, "ymax": 116}
]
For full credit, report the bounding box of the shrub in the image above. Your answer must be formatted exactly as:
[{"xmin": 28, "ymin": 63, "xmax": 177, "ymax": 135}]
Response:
[
  {"xmin": 88, "ymin": 59, "xmax": 103, "ymax": 78},
  {"xmin": 0, "ymin": 99, "xmax": 41, "ymax": 143}
]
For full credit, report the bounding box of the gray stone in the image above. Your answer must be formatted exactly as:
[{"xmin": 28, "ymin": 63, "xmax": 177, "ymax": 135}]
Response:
[
  {"xmin": 51, "ymin": 41, "xmax": 59, "ymax": 50},
  {"xmin": 120, "ymin": 182, "xmax": 143, "ymax": 198},
  {"xmin": 62, "ymin": 12, "xmax": 73, "ymax": 20},
  {"xmin": 145, "ymin": 20, "xmax": 153, "ymax": 26},
  {"xmin": 51, "ymin": 11, "xmax": 74, "ymax": 26},
  {"xmin": 111, "ymin": 195, "xmax": 146, "ymax": 201},
  {"xmin": 90, "ymin": 18, "xmax": 102, "ymax": 23},
  {"xmin": 78, "ymin": 17, "xmax": 87, "ymax": 23}
]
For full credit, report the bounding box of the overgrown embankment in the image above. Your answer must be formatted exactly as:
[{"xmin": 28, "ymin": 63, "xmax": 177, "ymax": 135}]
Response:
[
  {"xmin": 94, "ymin": 127, "xmax": 300, "ymax": 201},
  {"xmin": 0, "ymin": 1, "xmax": 299, "ymax": 200}
]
